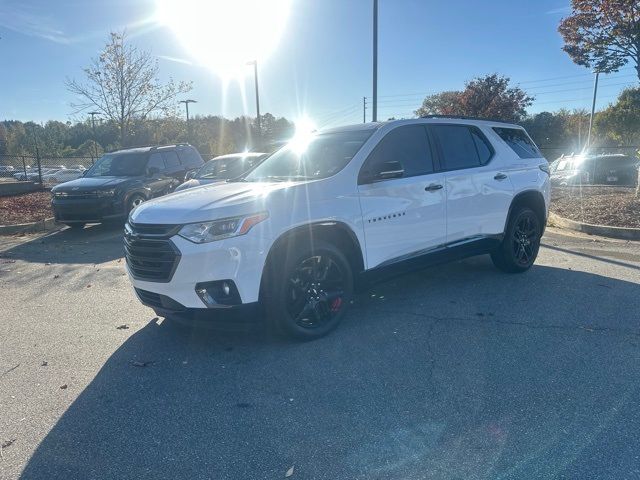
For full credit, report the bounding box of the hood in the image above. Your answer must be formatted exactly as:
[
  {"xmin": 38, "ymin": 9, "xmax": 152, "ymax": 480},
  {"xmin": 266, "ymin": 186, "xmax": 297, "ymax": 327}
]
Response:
[
  {"xmin": 174, "ymin": 178, "xmax": 225, "ymax": 192},
  {"xmin": 131, "ymin": 180, "xmax": 304, "ymax": 224},
  {"xmin": 52, "ymin": 176, "xmax": 138, "ymax": 191}
]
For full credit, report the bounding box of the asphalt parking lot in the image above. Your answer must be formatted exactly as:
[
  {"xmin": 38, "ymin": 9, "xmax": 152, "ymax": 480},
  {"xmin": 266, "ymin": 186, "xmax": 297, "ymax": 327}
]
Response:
[{"xmin": 1, "ymin": 224, "xmax": 639, "ymax": 479}]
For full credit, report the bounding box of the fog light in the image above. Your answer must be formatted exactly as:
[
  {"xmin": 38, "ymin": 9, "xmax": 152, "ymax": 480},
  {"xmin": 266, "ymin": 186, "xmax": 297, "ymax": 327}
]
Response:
[{"xmin": 195, "ymin": 280, "xmax": 241, "ymax": 307}]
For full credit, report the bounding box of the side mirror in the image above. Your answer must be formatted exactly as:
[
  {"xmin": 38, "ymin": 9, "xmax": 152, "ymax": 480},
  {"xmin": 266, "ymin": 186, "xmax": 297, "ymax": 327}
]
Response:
[
  {"xmin": 185, "ymin": 170, "xmax": 196, "ymax": 180},
  {"xmin": 374, "ymin": 161, "xmax": 404, "ymax": 180},
  {"xmin": 147, "ymin": 167, "xmax": 160, "ymax": 177}
]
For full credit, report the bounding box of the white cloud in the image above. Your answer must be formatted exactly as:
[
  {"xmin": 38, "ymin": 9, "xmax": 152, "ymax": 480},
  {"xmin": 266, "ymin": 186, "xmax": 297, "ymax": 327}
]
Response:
[{"xmin": 0, "ymin": 1, "xmax": 74, "ymax": 44}]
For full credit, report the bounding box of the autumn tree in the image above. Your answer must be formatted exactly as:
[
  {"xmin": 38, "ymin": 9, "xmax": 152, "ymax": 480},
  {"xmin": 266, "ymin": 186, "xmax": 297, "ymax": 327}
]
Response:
[
  {"xmin": 559, "ymin": 0, "xmax": 640, "ymax": 80},
  {"xmin": 66, "ymin": 31, "xmax": 192, "ymax": 146},
  {"xmin": 415, "ymin": 74, "xmax": 533, "ymax": 122},
  {"xmin": 594, "ymin": 87, "xmax": 640, "ymax": 145}
]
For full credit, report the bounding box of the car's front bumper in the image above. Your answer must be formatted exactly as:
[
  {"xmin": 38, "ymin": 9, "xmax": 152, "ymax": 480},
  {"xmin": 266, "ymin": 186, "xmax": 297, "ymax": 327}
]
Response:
[
  {"xmin": 133, "ymin": 286, "xmax": 261, "ymax": 326},
  {"xmin": 126, "ymin": 230, "xmax": 270, "ymax": 310},
  {"xmin": 52, "ymin": 196, "xmax": 126, "ymax": 223}
]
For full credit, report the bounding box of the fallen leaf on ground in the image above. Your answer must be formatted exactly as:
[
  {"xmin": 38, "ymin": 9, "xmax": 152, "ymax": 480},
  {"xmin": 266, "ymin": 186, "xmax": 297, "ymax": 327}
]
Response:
[
  {"xmin": 41, "ymin": 361, "xmax": 48, "ymax": 366},
  {"xmin": 53, "ymin": 275, "xmax": 60, "ymax": 279},
  {"xmin": 116, "ymin": 325, "xmax": 129, "ymax": 330},
  {"xmin": 285, "ymin": 466, "xmax": 294, "ymax": 477},
  {"xmin": 60, "ymin": 384, "xmax": 68, "ymax": 389},
  {"xmin": 1, "ymin": 438, "xmax": 16, "ymax": 449},
  {"xmin": 86, "ymin": 284, "xmax": 92, "ymax": 288}
]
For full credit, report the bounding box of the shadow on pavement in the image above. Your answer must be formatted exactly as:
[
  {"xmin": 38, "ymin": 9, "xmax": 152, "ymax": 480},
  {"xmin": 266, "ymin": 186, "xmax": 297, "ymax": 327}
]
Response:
[
  {"xmin": 1, "ymin": 222, "xmax": 125, "ymax": 265},
  {"xmin": 20, "ymin": 261, "xmax": 640, "ymax": 479}
]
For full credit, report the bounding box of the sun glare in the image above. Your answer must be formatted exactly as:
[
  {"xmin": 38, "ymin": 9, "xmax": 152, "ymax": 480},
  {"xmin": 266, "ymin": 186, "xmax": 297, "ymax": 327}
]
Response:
[
  {"xmin": 290, "ymin": 117, "xmax": 317, "ymax": 154},
  {"xmin": 155, "ymin": 0, "xmax": 292, "ymax": 80}
]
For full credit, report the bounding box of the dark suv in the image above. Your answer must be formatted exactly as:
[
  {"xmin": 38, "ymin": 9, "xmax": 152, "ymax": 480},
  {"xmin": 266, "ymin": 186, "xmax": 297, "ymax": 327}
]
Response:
[
  {"xmin": 51, "ymin": 144, "xmax": 204, "ymax": 228},
  {"xmin": 550, "ymin": 154, "xmax": 639, "ymax": 187}
]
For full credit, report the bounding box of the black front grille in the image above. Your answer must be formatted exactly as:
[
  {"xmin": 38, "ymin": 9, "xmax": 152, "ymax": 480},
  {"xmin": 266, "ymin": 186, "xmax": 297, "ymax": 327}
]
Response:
[
  {"xmin": 124, "ymin": 223, "xmax": 181, "ymax": 282},
  {"xmin": 128, "ymin": 222, "xmax": 180, "ymax": 236}
]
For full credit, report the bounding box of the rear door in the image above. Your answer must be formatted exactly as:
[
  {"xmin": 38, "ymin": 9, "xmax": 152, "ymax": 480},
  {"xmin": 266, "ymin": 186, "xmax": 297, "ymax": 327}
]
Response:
[
  {"xmin": 160, "ymin": 150, "xmax": 184, "ymax": 189},
  {"xmin": 358, "ymin": 124, "xmax": 446, "ymax": 268},
  {"xmin": 430, "ymin": 124, "xmax": 514, "ymax": 244},
  {"xmin": 146, "ymin": 152, "xmax": 174, "ymax": 197}
]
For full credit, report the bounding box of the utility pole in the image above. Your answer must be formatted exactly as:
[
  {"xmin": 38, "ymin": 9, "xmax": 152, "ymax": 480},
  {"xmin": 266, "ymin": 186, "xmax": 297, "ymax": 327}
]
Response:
[
  {"xmin": 586, "ymin": 71, "xmax": 599, "ymax": 151},
  {"xmin": 179, "ymin": 99, "xmax": 197, "ymax": 143},
  {"xmin": 372, "ymin": 0, "xmax": 378, "ymax": 122},
  {"xmin": 88, "ymin": 111, "xmax": 100, "ymax": 163},
  {"xmin": 247, "ymin": 60, "xmax": 261, "ymax": 144},
  {"xmin": 363, "ymin": 97, "xmax": 367, "ymax": 123},
  {"xmin": 31, "ymin": 125, "xmax": 42, "ymax": 186}
]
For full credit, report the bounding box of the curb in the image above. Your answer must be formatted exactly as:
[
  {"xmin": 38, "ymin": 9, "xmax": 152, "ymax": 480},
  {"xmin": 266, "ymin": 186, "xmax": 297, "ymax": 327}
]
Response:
[
  {"xmin": 548, "ymin": 212, "xmax": 640, "ymax": 241},
  {"xmin": 0, "ymin": 217, "xmax": 62, "ymax": 235}
]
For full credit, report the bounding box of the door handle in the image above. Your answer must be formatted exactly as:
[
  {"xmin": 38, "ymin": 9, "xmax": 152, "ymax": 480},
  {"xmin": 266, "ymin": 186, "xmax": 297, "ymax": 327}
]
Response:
[
  {"xmin": 425, "ymin": 183, "xmax": 443, "ymax": 192},
  {"xmin": 494, "ymin": 173, "xmax": 508, "ymax": 180}
]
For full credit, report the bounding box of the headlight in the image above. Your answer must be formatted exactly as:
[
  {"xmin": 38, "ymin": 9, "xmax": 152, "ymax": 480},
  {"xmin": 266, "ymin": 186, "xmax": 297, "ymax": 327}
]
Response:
[
  {"xmin": 97, "ymin": 189, "xmax": 116, "ymax": 197},
  {"xmin": 178, "ymin": 212, "xmax": 269, "ymax": 244}
]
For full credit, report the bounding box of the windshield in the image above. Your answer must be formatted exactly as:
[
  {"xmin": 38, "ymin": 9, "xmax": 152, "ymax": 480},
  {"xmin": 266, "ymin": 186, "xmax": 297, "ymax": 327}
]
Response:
[
  {"xmin": 197, "ymin": 156, "xmax": 261, "ymax": 180},
  {"xmin": 242, "ymin": 130, "xmax": 373, "ymax": 182},
  {"xmin": 84, "ymin": 152, "xmax": 149, "ymax": 177}
]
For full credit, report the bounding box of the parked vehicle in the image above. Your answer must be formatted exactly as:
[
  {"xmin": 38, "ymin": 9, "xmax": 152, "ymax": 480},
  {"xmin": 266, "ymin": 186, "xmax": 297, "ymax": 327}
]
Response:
[
  {"xmin": 550, "ymin": 153, "xmax": 639, "ymax": 187},
  {"xmin": 13, "ymin": 168, "xmax": 59, "ymax": 181},
  {"xmin": 51, "ymin": 143, "xmax": 204, "ymax": 228},
  {"xmin": 43, "ymin": 169, "xmax": 85, "ymax": 185},
  {"xmin": 0, "ymin": 165, "xmax": 16, "ymax": 178},
  {"xmin": 125, "ymin": 118, "xmax": 550, "ymax": 339},
  {"xmin": 175, "ymin": 152, "xmax": 268, "ymax": 192}
]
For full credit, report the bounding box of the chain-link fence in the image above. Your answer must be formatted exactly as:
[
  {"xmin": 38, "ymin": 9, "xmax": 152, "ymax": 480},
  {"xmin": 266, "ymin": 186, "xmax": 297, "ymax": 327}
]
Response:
[{"xmin": 0, "ymin": 154, "xmax": 95, "ymax": 186}]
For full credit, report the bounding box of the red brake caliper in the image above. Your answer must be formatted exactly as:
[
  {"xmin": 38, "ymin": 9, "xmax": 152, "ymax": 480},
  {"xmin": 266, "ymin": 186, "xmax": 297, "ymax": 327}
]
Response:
[{"xmin": 330, "ymin": 297, "xmax": 342, "ymax": 312}]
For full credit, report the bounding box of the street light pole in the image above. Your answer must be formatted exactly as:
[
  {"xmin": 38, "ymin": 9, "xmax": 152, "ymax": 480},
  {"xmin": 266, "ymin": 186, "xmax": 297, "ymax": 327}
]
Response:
[
  {"xmin": 586, "ymin": 71, "xmax": 599, "ymax": 151},
  {"xmin": 372, "ymin": 0, "xmax": 378, "ymax": 122},
  {"xmin": 179, "ymin": 99, "xmax": 197, "ymax": 144},
  {"xmin": 88, "ymin": 111, "xmax": 100, "ymax": 163},
  {"xmin": 247, "ymin": 60, "xmax": 261, "ymax": 143}
]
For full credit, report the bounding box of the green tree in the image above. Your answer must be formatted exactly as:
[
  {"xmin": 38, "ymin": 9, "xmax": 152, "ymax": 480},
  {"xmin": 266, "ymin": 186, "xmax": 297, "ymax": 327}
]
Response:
[
  {"xmin": 559, "ymin": 0, "xmax": 640, "ymax": 80},
  {"xmin": 66, "ymin": 31, "xmax": 192, "ymax": 147},
  {"xmin": 415, "ymin": 74, "xmax": 533, "ymax": 122},
  {"xmin": 594, "ymin": 87, "xmax": 640, "ymax": 145}
]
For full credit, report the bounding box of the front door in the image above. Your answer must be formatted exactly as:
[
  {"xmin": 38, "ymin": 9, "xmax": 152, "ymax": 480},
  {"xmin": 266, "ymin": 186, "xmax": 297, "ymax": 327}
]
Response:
[{"xmin": 358, "ymin": 124, "xmax": 447, "ymax": 269}]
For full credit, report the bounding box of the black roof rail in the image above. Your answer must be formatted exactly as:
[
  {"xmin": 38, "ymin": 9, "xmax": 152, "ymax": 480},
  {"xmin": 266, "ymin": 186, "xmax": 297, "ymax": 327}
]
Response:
[
  {"xmin": 419, "ymin": 114, "xmax": 517, "ymax": 125},
  {"xmin": 114, "ymin": 142, "xmax": 192, "ymax": 151}
]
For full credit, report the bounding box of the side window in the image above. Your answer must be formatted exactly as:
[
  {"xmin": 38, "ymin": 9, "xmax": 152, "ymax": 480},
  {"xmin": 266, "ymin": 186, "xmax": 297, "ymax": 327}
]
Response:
[
  {"xmin": 493, "ymin": 127, "xmax": 542, "ymax": 159},
  {"xmin": 147, "ymin": 153, "xmax": 165, "ymax": 172},
  {"xmin": 177, "ymin": 148, "xmax": 204, "ymax": 168},
  {"xmin": 162, "ymin": 151, "xmax": 181, "ymax": 168},
  {"xmin": 471, "ymin": 130, "xmax": 492, "ymax": 164},
  {"xmin": 431, "ymin": 125, "xmax": 481, "ymax": 170},
  {"xmin": 359, "ymin": 125, "xmax": 434, "ymax": 183}
]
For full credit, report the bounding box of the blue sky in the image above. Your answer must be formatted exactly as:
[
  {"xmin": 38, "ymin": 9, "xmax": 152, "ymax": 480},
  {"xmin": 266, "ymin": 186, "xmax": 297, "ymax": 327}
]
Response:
[{"xmin": 1, "ymin": 0, "xmax": 638, "ymax": 126}]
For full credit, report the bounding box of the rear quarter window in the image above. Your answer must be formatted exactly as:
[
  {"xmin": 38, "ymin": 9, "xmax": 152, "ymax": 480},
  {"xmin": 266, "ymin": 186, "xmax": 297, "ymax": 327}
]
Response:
[
  {"xmin": 178, "ymin": 147, "xmax": 205, "ymax": 168},
  {"xmin": 493, "ymin": 127, "xmax": 542, "ymax": 159}
]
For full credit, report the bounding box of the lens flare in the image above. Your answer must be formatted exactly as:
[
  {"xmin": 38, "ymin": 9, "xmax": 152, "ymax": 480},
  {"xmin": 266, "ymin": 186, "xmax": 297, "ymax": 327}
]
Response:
[
  {"xmin": 155, "ymin": 0, "xmax": 292, "ymax": 80},
  {"xmin": 290, "ymin": 117, "xmax": 317, "ymax": 154}
]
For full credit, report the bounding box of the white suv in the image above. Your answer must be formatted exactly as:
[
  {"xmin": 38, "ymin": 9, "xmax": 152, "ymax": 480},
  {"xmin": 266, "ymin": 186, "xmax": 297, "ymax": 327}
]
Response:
[{"xmin": 125, "ymin": 117, "xmax": 550, "ymax": 339}]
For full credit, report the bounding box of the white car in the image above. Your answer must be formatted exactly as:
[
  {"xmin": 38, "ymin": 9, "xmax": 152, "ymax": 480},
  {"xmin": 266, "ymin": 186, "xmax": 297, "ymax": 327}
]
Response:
[
  {"xmin": 126, "ymin": 117, "xmax": 550, "ymax": 339},
  {"xmin": 43, "ymin": 169, "xmax": 84, "ymax": 185},
  {"xmin": 175, "ymin": 152, "xmax": 268, "ymax": 192}
]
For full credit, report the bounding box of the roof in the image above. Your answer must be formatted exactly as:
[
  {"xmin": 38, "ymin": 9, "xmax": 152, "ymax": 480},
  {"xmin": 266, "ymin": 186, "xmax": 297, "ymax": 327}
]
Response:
[
  {"xmin": 111, "ymin": 143, "xmax": 193, "ymax": 154},
  {"xmin": 320, "ymin": 116, "xmax": 521, "ymax": 134},
  {"xmin": 210, "ymin": 152, "xmax": 267, "ymax": 160}
]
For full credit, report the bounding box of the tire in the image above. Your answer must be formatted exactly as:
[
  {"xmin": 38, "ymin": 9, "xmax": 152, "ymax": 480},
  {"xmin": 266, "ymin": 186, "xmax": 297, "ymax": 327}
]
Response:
[
  {"xmin": 66, "ymin": 223, "xmax": 86, "ymax": 229},
  {"xmin": 264, "ymin": 240, "xmax": 354, "ymax": 340},
  {"xmin": 491, "ymin": 207, "xmax": 542, "ymax": 273},
  {"xmin": 127, "ymin": 194, "xmax": 145, "ymax": 214}
]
